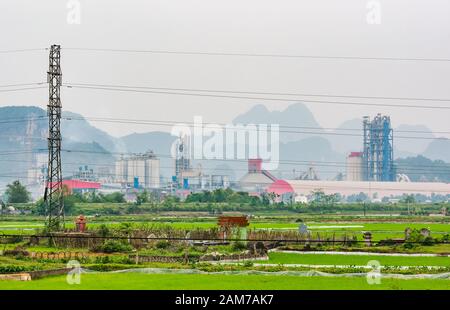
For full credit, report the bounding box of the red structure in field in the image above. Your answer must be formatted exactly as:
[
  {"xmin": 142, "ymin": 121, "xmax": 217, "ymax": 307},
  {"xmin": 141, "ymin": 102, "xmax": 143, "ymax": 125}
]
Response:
[
  {"xmin": 218, "ymin": 216, "xmax": 249, "ymax": 227},
  {"xmin": 75, "ymin": 215, "xmax": 87, "ymax": 232},
  {"xmin": 217, "ymin": 216, "xmax": 249, "ymax": 239}
]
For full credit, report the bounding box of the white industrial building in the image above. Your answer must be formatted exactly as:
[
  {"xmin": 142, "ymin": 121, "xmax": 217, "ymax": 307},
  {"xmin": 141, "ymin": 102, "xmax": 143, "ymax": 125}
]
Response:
[
  {"xmin": 267, "ymin": 179, "xmax": 450, "ymax": 200},
  {"xmin": 115, "ymin": 151, "xmax": 160, "ymax": 188},
  {"xmin": 346, "ymin": 152, "xmax": 364, "ymax": 182},
  {"xmin": 26, "ymin": 153, "xmax": 48, "ymax": 186}
]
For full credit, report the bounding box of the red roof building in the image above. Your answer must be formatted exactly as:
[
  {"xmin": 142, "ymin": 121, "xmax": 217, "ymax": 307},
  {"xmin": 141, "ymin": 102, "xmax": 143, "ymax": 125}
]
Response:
[
  {"xmin": 48, "ymin": 180, "xmax": 101, "ymax": 193},
  {"xmin": 266, "ymin": 179, "xmax": 294, "ymax": 196},
  {"xmin": 64, "ymin": 180, "xmax": 101, "ymax": 190}
]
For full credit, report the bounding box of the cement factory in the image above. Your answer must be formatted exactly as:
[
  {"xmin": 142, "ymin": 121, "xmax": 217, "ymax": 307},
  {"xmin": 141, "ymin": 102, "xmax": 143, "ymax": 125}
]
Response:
[{"xmin": 22, "ymin": 113, "xmax": 450, "ymax": 203}]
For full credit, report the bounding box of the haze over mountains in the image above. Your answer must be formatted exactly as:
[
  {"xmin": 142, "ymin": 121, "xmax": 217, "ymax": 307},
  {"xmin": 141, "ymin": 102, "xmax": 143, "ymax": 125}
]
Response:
[{"xmin": 0, "ymin": 104, "xmax": 449, "ymax": 186}]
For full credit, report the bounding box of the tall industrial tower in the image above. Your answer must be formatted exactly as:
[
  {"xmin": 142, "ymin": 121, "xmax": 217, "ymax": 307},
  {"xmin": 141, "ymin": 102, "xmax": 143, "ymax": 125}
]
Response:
[
  {"xmin": 363, "ymin": 114, "xmax": 395, "ymax": 182},
  {"xmin": 174, "ymin": 135, "xmax": 191, "ymax": 182},
  {"xmin": 44, "ymin": 45, "xmax": 64, "ymax": 231}
]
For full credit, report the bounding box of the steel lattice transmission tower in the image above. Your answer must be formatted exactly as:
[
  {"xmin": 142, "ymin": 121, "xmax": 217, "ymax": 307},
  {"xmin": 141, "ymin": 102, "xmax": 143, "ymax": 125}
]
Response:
[{"xmin": 44, "ymin": 45, "xmax": 64, "ymax": 231}]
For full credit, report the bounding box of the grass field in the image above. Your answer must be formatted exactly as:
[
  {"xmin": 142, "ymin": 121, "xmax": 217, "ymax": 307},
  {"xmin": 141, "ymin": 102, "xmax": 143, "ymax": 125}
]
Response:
[
  {"xmin": 259, "ymin": 252, "xmax": 450, "ymax": 267},
  {"xmin": 0, "ymin": 273, "xmax": 449, "ymax": 290}
]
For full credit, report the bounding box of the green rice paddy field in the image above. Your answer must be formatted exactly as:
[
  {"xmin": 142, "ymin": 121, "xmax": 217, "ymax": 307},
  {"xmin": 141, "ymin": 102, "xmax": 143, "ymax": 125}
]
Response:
[
  {"xmin": 0, "ymin": 273, "xmax": 448, "ymax": 290},
  {"xmin": 1, "ymin": 220, "xmax": 448, "ymax": 240},
  {"xmin": 0, "ymin": 216, "xmax": 448, "ymax": 290},
  {"xmin": 257, "ymin": 252, "xmax": 450, "ymax": 267}
]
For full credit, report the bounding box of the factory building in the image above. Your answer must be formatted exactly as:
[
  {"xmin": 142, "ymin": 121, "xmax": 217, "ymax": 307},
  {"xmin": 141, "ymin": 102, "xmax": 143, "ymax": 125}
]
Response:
[
  {"xmin": 115, "ymin": 151, "xmax": 160, "ymax": 188},
  {"xmin": 170, "ymin": 135, "xmax": 230, "ymax": 193},
  {"xmin": 239, "ymin": 158, "xmax": 278, "ymax": 193},
  {"xmin": 46, "ymin": 179, "xmax": 101, "ymax": 195},
  {"xmin": 73, "ymin": 165, "xmax": 97, "ymax": 182},
  {"xmin": 174, "ymin": 135, "xmax": 191, "ymax": 183},
  {"xmin": 175, "ymin": 171, "xmax": 230, "ymax": 191},
  {"xmin": 267, "ymin": 179, "xmax": 450, "ymax": 202},
  {"xmin": 363, "ymin": 114, "xmax": 395, "ymax": 181},
  {"xmin": 26, "ymin": 153, "xmax": 48, "ymax": 186},
  {"xmin": 344, "ymin": 114, "xmax": 395, "ymax": 182}
]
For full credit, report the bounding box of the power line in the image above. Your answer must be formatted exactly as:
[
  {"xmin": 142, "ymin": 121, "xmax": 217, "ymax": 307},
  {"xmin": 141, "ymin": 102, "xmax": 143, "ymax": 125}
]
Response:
[
  {"xmin": 0, "ymin": 82, "xmax": 46, "ymax": 88},
  {"xmin": 59, "ymin": 149, "xmax": 450, "ymax": 173},
  {"xmin": 0, "ymin": 48, "xmax": 47, "ymax": 54},
  {"xmin": 64, "ymin": 115, "xmax": 448, "ymax": 140},
  {"xmin": 0, "ymin": 152, "xmax": 449, "ymax": 173},
  {"xmin": 0, "ymin": 148, "xmax": 449, "ymax": 172},
  {"xmin": 1, "ymin": 157, "xmax": 450, "ymax": 176},
  {"xmin": 63, "ymin": 47, "xmax": 450, "ymax": 63},
  {"xmin": 1, "ymin": 147, "xmax": 442, "ymax": 171},
  {"xmin": 0, "ymin": 86, "xmax": 47, "ymax": 93},
  {"xmin": 0, "ymin": 114, "xmax": 446, "ymax": 136},
  {"xmin": 66, "ymin": 82, "xmax": 450, "ymax": 103},
  {"xmin": 64, "ymin": 84, "xmax": 450, "ymax": 110},
  {"xmin": 0, "ymin": 116, "xmax": 47, "ymax": 124}
]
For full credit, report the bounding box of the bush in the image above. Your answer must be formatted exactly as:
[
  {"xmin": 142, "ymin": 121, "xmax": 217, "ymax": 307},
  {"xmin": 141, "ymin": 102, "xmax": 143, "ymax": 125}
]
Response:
[
  {"xmin": 97, "ymin": 240, "xmax": 133, "ymax": 253},
  {"xmin": 422, "ymin": 236, "xmax": 434, "ymax": 246},
  {"xmin": 231, "ymin": 242, "xmax": 247, "ymax": 251},
  {"xmin": 3, "ymin": 249, "xmax": 29, "ymax": 257},
  {"xmin": 404, "ymin": 228, "xmax": 436, "ymax": 247},
  {"xmin": 85, "ymin": 264, "xmax": 138, "ymax": 272},
  {"xmin": 155, "ymin": 240, "xmax": 170, "ymax": 249},
  {"xmin": 94, "ymin": 256, "xmax": 111, "ymax": 264},
  {"xmin": 0, "ymin": 265, "xmax": 40, "ymax": 273},
  {"xmin": 377, "ymin": 239, "xmax": 398, "ymax": 246},
  {"xmin": 8, "ymin": 235, "xmax": 24, "ymax": 244},
  {"xmin": 97, "ymin": 224, "xmax": 111, "ymax": 238},
  {"xmin": 403, "ymin": 242, "xmax": 416, "ymax": 249},
  {"xmin": 243, "ymin": 260, "xmax": 254, "ymax": 267},
  {"xmin": 439, "ymin": 234, "xmax": 449, "ymax": 243}
]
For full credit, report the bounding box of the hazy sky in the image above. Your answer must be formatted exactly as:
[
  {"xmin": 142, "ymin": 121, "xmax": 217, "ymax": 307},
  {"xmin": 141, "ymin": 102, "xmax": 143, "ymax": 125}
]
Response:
[{"xmin": 1, "ymin": 0, "xmax": 449, "ymax": 137}]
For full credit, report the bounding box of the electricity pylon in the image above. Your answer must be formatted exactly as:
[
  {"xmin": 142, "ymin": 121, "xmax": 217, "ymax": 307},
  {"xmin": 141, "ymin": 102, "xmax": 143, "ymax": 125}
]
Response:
[{"xmin": 44, "ymin": 44, "xmax": 64, "ymax": 231}]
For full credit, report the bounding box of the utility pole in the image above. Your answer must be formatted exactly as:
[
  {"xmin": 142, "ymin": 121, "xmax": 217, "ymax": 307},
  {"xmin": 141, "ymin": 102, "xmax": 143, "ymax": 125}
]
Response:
[{"xmin": 44, "ymin": 45, "xmax": 64, "ymax": 231}]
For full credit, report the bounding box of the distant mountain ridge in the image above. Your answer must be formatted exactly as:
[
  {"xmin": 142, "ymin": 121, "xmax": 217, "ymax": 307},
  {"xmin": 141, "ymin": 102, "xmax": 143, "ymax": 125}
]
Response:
[
  {"xmin": 62, "ymin": 111, "xmax": 126, "ymax": 153},
  {"xmin": 0, "ymin": 106, "xmax": 115, "ymax": 184},
  {"xmin": 233, "ymin": 103, "xmax": 323, "ymax": 143},
  {"xmin": 423, "ymin": 138, "xmax": 450, "ymax": 163}
]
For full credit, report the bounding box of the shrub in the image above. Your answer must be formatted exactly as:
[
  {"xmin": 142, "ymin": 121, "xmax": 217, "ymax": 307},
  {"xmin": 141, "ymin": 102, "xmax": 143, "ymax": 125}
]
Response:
[
  {"xmin": 155, "ymin": 240, "xmax": 170, "ymax": 249},
  {"xmin": 85, "ymin": 264, "xmax": 139, "ymax": 272},
  {"xmin": 403, "ymin": 242, "xmax": 416, "ymax": 249},
  {"xmin": 405, "ymin": 228, "xmax": 436, "ymax": 247},
  {"xmin": 94, "ymin": 256, "xmax": 111, "ymax": 264},
  {"xmin": 422, "ymin": 236, "xmax": 434, "ymax": 246},
  {"xmin": 377, "ymin": 239, "xmax": 398, "ymax": 246},
  {"xmin": 0, "ymin": 265, "xmax": 40, "ymax": 273},
  {"xmin": 439, "ymin": 234, "xmax": 449, "ymax": 243},
  {"xmin": 5, "ymin": 235, "xmax": 24, "ymax": 244},
  {"xmin": 243, "ymin": 260, "xmax": 254, "ymax": 267},
  {"xmin": 97, "ymin": 240, "xmax": 133, "ymax": 253},
  {"xmin": 231, "ymin": 242, "xmax": 247, "ymax": 251},
  {"xmin": 97, "ymin": 224, "xmax": 111, "ymax": 238}
]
